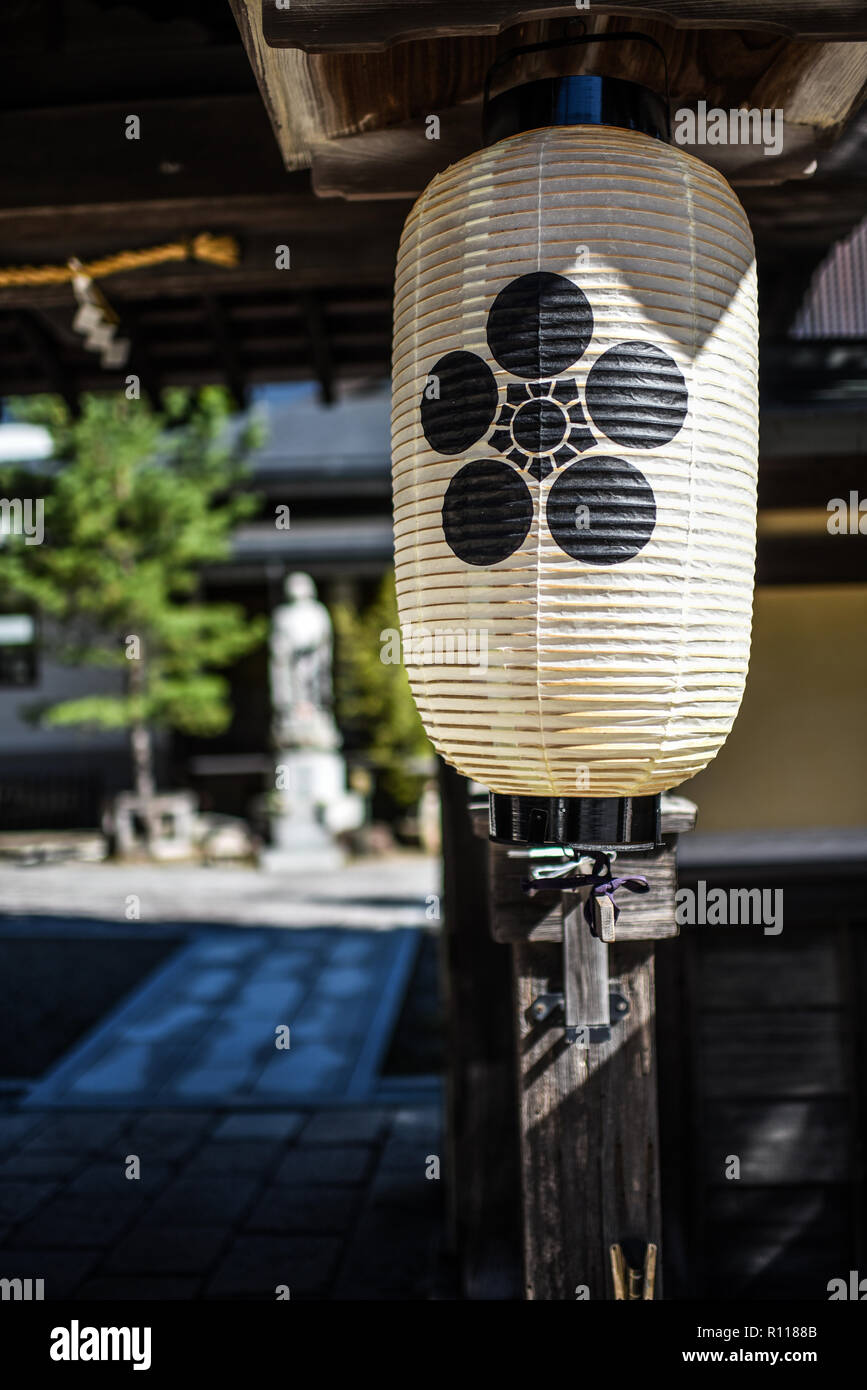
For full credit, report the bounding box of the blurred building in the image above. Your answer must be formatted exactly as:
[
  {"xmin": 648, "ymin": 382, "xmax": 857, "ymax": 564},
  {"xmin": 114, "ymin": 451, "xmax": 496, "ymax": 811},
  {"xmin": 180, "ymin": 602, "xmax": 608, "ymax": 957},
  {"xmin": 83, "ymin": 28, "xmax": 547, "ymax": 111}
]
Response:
[{"xmin": 0, "ymin": 381, "xmax": 394, "ymax": 825}]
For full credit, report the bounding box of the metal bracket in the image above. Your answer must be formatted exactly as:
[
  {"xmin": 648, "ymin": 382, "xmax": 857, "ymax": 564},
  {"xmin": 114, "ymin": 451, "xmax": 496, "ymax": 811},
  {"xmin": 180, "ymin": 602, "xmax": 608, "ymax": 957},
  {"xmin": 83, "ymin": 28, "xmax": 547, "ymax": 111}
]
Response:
[
  {"xmin": 529, "ymin": 990, "xmax": 629, "ymax": 1032},
  {"xmin": 528, "ymin": 992, "xmax": 565, "ymax": 1023},
  {"xmin": 610, "ymin": 1242, "xmax": 657, "ymax": 1300}
]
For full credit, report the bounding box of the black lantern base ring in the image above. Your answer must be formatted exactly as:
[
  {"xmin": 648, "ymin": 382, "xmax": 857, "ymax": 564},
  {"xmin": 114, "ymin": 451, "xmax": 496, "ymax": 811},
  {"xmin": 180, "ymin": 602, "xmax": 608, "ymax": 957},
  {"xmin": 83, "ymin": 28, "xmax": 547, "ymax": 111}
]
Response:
[{"xmin": 488, "ymin": 792, "xmax": 662, "ymax": 852}]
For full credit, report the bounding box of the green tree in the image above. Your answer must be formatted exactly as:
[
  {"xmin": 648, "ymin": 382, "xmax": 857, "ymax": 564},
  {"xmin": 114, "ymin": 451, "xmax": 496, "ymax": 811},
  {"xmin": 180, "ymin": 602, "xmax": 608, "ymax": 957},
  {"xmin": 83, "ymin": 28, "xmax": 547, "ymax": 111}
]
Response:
[
  {"xmin": 0, "ymin": 388, "xmax": 266, "ymax": 846},
  {"xmin": 331, "ymin": 571, "xmax": 432, "ymax": 817}
]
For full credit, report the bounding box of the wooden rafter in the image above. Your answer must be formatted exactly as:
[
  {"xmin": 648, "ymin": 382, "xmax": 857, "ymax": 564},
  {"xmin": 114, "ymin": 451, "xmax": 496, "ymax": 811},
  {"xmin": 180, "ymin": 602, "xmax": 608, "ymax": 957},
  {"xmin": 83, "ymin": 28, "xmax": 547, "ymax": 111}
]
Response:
[
  {"xmin": 0, "ymin": 284, "xmax": 393, "ymax": 400},
  {"xmin": 202, "ymin": 295, "xmax": 248, "ymax": 409},
  {"xmin": 0, "ymin": 199, "xmax": 406, "ymax": 311},
  {"xmin": 117, "ymin": 301, "xmax": 163, "ymax": 413},
  {"xmin": 261, "ymin": 1, "xmax": 867, "ymax": 50},
  {"xmin": 299, "ymin": 292, "xmax": 335, "ymax": 404},
  {"xmin": 14, "ymin": 310, "xmax": 79, "ymax": 418}
]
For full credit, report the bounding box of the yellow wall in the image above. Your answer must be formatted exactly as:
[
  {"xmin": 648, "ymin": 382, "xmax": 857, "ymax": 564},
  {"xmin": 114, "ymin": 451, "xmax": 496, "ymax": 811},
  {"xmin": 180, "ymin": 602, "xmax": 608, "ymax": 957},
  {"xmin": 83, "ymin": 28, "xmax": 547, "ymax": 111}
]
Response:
[{"xmin": 678, "ymin": 585, "xmax": 867, "ymax": 831}]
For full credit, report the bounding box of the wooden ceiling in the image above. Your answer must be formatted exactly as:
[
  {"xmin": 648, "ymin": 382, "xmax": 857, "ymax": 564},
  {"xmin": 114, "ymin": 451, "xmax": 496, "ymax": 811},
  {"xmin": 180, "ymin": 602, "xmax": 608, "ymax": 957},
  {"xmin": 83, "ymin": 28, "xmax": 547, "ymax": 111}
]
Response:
[
  {"xmin": 0, "ymin": 1, "xmax": 861, "ymax": 582},
  {"xmin": 262, "ymin": 2, "xmax": 867, "ymax": 47},
  {"xmin": 0, "ymin": 1, "xmax": 864, "ymax": 408},
  {"xmin": 0, "ymin": 2, "xmax": 404, "ymax": 408}
]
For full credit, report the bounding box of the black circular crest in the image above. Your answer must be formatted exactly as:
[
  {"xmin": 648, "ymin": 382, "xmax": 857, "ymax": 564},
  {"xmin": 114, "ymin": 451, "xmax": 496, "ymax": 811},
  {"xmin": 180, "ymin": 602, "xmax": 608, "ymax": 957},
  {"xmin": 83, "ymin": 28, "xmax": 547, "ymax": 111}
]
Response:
[
  {"xmin": 442, "ymin": 459, "xmax": 533, "ymax": 566},
  {"xmin": 546, "ymin": 457, "xmax": 657, "ymax": 564},
  {"xmin": 586, "ymin": 341, "xmax": 687, "ymax": 449},
  {"xmin": 487, "ymin": 272, "xmax": 593, "ymax": 379},
  {"xmin": 421, "ymin": 350, "xmax": 498, "ymax": 454}
]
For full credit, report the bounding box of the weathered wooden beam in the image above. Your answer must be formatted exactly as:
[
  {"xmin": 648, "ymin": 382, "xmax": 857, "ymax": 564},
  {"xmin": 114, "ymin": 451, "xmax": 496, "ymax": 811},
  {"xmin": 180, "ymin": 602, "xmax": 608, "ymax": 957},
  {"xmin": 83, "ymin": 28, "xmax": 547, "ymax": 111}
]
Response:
[
  {"xmin": 311, "ymin": 104, "xmax": 858, "ymax": 199},
  {"xmin": 0, "ymin": 195, "xmax": 326, "ymax": 240},
  {"xmin": 722, "ymin": 39, "xmax": 867, "ymax": 183},
  {"xmin": 235, "ymin": 0, "xmax": 493, "ymax": 171},
  {"xmin": 486, "ymin": 795, "xmax": 694, "ymax": 1297},
  {"xmin": 299, "ymin": 291, "xmax": 335, "ymax": 404},
  {"xmin": 230, "ymin": 0, "xmax": 319, "ymax": 170},
  {"xmin": 238, "ymin": 3, "xmax": 867, "ymax": 197},
  {"xmin": 563, "ymin": 893, "xmax": 612, "ymax": 1031},
  {"xmin": 116, "ymin": 300, "xmax": 163, "ymax": 413},
  {"xmin": 489, "ymin": 839, "xmax": 680, "ymax": 943},
  {"xmin": 263, "ymin": 1, "xmax": 867, "ymax": 50},
  {"xmin": 513, "ymin": 937, "xmax": 663, "ymax": 1299},
  {"xmin": 0, "ymin": 358, "xmax": 390, "ymax": 397},
  {"xmin": 311, "ymin": 105, "xmax": 482, "ymax": 201},
  {"xmin": 0, "ymin": 96, "xmax": 291, "ymax": 209},
  {"xmin": 439, "ymin": 761, "xmax": 522, "ymax": 1299},
  {"xmin": 309, "ymin": 38, "xmax": 867, "ymax": 199},
  {"xmin": 0, "ymin": 207, "xmax": 404, "ymax": 310},
  {"xmin": 745, "ymin": 180, "xmax": 867, "ymax": 254},
  {"xmin": 202, "ymin": 295, "xmax": 248, "ymax": 410},
  {"xmin": 750, "ymin": 39, "xmax": 867, "ymax": 133}
]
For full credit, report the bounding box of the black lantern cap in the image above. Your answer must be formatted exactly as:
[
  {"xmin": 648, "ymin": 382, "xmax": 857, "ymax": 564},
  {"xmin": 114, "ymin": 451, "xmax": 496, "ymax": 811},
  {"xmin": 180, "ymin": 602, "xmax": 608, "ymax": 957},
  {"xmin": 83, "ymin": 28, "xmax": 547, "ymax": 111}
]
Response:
[
  {"xmin": 484, "ymin": 74, "xmax": 668, "ymax": 148},
  {"xmin": 489, "ymin": 792, "xmax": 662, "ymax": 852},
  {"xmin": 483, "ymin": 30, "xmax": 671, "ymax": 148}
]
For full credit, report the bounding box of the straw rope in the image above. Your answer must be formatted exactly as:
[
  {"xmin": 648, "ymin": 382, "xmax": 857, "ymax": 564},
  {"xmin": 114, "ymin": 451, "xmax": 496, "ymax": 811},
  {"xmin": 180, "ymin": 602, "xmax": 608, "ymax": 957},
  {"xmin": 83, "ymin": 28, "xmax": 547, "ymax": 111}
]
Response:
[{"xmin": 0, "ymin": 233, "xmax": 239, "ymax": 287}]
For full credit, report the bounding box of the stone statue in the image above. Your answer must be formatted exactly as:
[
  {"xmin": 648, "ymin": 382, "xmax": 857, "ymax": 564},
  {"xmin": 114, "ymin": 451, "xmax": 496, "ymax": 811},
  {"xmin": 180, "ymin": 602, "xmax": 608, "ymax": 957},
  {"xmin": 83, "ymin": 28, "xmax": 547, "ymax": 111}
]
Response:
[
  {"xmin": 262, "ymin": 571, "xmax": 362, "ymax": 871},
  {"xmin": 269, "ymin": 572, "xmax": 339, "ymax": 751}
]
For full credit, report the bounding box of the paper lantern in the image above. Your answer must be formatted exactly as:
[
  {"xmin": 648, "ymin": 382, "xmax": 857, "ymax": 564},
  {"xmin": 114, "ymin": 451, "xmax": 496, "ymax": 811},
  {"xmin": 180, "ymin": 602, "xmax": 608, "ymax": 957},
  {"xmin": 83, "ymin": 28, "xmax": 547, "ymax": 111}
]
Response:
[{"xmin": 391, "ymin": 68, "xmax": 758, "ymax": 846}]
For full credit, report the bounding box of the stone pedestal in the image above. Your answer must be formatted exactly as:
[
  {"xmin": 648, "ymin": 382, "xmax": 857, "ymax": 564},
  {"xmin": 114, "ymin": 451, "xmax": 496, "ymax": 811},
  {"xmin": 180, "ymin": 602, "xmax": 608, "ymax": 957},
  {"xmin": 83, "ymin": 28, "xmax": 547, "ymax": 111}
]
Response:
[
  {"xmin": 261, "ymin": 748, "xmax": 362, "ymax": 873},
  {"xmin": 108, "ymin": 790, "xmax": 198, "ymax": 861}
]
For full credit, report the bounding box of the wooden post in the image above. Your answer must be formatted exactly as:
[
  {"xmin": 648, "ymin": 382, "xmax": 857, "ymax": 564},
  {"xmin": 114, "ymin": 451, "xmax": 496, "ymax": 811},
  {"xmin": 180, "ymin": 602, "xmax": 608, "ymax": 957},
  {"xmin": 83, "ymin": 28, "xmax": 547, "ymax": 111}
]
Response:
[
  {"xmin": 488, "ymin": 798, "xmax": 696, "ymax": 1299},
  {"xmin": 513, "ymin": 938, "xmax": 662, "ymax": 1299},
  {"xmin": 439, "ymin": 761, "xmax": 522, "ymax": 1298}
]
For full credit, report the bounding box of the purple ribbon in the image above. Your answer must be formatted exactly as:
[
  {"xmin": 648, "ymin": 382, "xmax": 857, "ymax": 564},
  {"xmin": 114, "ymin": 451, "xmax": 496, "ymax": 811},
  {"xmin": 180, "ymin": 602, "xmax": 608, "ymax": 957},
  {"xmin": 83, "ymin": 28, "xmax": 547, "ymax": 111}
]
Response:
[{"xmin": 523, "ymin": 850, "xmax": 649, "ymax": 930}]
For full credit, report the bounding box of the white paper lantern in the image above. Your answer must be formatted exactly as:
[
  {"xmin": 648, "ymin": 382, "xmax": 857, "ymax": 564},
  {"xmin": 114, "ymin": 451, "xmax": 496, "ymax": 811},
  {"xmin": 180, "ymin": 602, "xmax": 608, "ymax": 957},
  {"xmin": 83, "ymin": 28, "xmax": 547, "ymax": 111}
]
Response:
[{"xmin": 391, "ymin": 101, "xmax": 758, "ymax": 819}]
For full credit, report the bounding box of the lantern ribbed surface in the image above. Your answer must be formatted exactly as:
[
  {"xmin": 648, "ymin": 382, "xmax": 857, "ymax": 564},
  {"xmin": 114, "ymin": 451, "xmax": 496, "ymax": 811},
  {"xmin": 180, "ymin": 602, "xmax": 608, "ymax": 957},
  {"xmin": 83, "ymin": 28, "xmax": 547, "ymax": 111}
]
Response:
[{"xmin": 391, "ymin": 125, "xmax": 759, "ymax": 797}]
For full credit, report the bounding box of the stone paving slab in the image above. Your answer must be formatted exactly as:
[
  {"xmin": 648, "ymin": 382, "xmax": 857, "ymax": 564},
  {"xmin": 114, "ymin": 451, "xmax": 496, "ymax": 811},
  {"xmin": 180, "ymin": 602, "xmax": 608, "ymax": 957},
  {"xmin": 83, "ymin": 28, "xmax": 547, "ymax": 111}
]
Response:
[
  {"xmin": 121, "ymin": 1111, "xmax": 216, "ymax": 1162},
  {"xmin": 299, "ymin": 1109, "xmax": 390, "ymax": 1145},
  {"xmin": 23, "ymin": 927, "xmax": 419, "ymax": 1110},
  {"xmin": 205, "ymin": 1234, "xmax": 344, "ymax": 1299},
  {"xmin": 0, "ymin": 1180, "xmax": 58, "ymax": 1224},
  {"xmin": 246, "ymin": 1185, "xmax": 361, "ymax": 1235},
  {"xmin": 0, "ymin": 1102, "xmax": 444, "ymax": 1300},
  {"xmin": 0, "ymin": 1114, "xmax": 44, "ymax": 1152},
  {"xmin": 0, "ymin": 1247, "xmax": 101, "ymax": 1298},
  {"xmin": 9, "ymin": 1191, "xmax": 148, "ymax": 1248},
  {"xmin": 25, "ymin": 1114, "xmax": 127, "ymax": 1151},
  {"xmin": 66, "ymin": 1163, "xmax": 173, "ymax": 1197},
  {"xmin": 274, "ymin": 1144, "xmax": 375, "ymax": 1186},
  {"xmin": 212, "ymin": 1112, "xmax": 305, "ymax": 1142},
  {"xmin": 1, "ymin": 1151, "xmax": 83, "ymax": 1179},
  {"xmin": 104, "ymin": 1225, "xmax": 229, "ymax": 1275},
  {"xmin": 188, "ymin": 1141, "xmax": 285, "ymax": 1175},
  {"xmin": 146, "ymin": 1174, "xmax": 260, "ymax": 1227}
]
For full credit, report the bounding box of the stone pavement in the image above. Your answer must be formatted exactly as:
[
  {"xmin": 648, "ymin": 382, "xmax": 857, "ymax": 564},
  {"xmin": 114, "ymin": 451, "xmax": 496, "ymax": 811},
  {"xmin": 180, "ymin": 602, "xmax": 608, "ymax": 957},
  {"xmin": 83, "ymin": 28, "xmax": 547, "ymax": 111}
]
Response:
[
  {"xmin": 0, "ymin": 853, "xmax": 439, "ymax": 930},
  {"xmin": 0, "ymin": 1103, "xmax": 444, "ymax": 1299},
  {"xmin": 21, "ymin": 924, "xmax": 422, "ymax": 1108},
  {"xmin": 0, "ymin": 853, "xmax": 447, "ymax": 1299}
]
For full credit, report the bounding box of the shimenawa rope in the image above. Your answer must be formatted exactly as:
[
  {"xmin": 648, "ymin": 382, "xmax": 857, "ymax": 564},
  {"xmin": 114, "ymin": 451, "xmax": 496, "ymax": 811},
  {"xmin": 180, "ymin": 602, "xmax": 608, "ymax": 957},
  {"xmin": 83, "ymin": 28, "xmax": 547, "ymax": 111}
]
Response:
[{"xmin": 0, "ymin": 233, "xmax": 239, "ymax": 287}]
